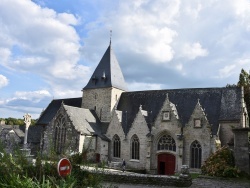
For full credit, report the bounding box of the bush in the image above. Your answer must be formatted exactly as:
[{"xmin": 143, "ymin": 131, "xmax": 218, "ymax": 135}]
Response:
[
  {"xmin": 201, "ymin": 146, "xmax": 241, "ymax": 177},
  {"xmin": 0, "ymin": 143, "xmax": 107, "ymax": 187}
]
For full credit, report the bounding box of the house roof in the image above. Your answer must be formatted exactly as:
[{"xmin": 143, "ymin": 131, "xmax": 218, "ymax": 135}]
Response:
[
  {"xmin": 0, "ymin": 125, "xmax": 24, "ymax": 139},
  {"xmin": 117, "ymin": 87, "xmax": 242, "ymax": 135},
  {"xmin": 63, "ymin": 105, "xmax": 109, "ymax": 141},
  {"xmin": 36, "ymin": 97, "xmax": 82, "ymax": 126},
  {"xmin": 83, "ymin": 44, "xmax": 127, "ymax": 91}
]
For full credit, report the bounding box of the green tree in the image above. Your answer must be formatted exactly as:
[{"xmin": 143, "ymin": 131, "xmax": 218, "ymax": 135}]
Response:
[
  {"xmin": 0, "ymin": 117, "xmax": 36, "ymax": 126},
  {"xmin": 237, "ymin": 69, "xmax": 250, "ymax": 125}
]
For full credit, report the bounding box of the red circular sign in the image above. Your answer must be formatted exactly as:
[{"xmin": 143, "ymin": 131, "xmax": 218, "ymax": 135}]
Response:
[{"xmin": 57, "ymin": 158, "xmax": 72, "ymax": 177}]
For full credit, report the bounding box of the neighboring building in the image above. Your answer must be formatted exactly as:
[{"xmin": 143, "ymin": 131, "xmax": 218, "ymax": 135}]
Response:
[
  {"xmin": 37, "ymin": 42, "xmax": 249, "ymax": 175},
  {"xmin": 0, "ymin": 120, "xmax": 44, "ymax": 155}
]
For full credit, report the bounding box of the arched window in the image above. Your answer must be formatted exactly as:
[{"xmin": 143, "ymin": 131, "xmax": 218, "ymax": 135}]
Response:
[
  {"xmin": 113, "ymin": 135, "xmax": 120, "ymax": 158},
  {"xmin": 157, "ymin": 134, "xmax": 176, "ymax": 151},
  {"xmin": 131, "ymin": 135, "xmax": 140, "ymax": 160},
  {"xmin": 54, "ymin": 115, "xmax": 67, "ymax": 154},
  {"xmin": 191, "ymin": 140, "xmax": 202, "ymax": 168}
]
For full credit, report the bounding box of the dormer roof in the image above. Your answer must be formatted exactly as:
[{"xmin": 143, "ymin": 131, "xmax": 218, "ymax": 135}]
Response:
[{"xmin": 83, "ymin": 44, "xmax": 127, "ymax": 91}]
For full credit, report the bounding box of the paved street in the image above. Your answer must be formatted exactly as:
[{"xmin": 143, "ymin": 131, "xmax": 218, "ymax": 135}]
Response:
[{"xmin": 103, "ymin": 177, "xmax": 250, "ymax": 188}]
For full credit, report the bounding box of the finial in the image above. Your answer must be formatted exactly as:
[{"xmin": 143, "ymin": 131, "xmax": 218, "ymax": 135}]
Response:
[
  {"xmin": 139, "ymin": 104, "xmax": 142, "ymax": 110},
  {"xmin": 166, "ymin": 93, "xmax": 169, "ymax": 101},
  {"xmin": 110, "ymin": 30, "xmax": 112, "ymax": 45}
]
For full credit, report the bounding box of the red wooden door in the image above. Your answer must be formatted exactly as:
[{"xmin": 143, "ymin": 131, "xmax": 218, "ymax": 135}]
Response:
[{"xmin": 158, "ymin": 153, "xmax": 176, "ymax": 175}]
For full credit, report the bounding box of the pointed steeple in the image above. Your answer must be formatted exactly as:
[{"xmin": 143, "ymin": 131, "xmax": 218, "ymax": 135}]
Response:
[{"xmin": 83, "ymin": 43, "xmax": 127, "ymax": 91}]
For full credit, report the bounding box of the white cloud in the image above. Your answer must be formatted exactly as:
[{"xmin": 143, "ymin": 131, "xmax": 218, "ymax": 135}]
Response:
[
  {"xmin": 0, "ymin": 0, "xmax": 89, "ymax": 91},
  {"xmin": 184, "ymin": 2, "xmax": 202, "ymax": 19},
  {"xmin": 1, "ymin": 0, "xmax": 250, "ymax": 117},
  {"xmin": 0, "ymin": 75, "xmax": 8, "ymax": 89},
  {"xmin": 85, "ymin": 0, "xmax": 180, "ymax": 64},
  {"xmin": 232, "ymin": 0, "xmax": 250, "ymax": 30},
  {"xmin": 57, "ymin": 13, "xmax": 79, "ymax": 25},
  {"xmin": 0, "ymin": 47, "xmax": 11, "ymax": 63},
  {"xmin": 217, "ymin": 65, "xmax": 237, "ymax": 79},
  {"xmin": 14, "ymin": 90, "xmax": 51, "ymax": 102},
  {"xmin": 182, "ymin": 42, "xmax": 208, "ymax": 60},
  {"xmin": 0, "ymin": 89, "xmax": 52, "ymax": 118},
  {"xmin": 128, "ymin": 82, "xmax": 163, "ymax": 91}
]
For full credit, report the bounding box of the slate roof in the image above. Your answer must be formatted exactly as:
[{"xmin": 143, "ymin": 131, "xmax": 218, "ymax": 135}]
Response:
[
  {"xmin": 0, "ymin": 125, "xmax": 24, "ymax": 139},
  {"xmin": 117, "ymin": 87, "xmax": 242, "ymax": 135},
  {"xmin": 0, "ymin": 125, "xmax": 44, "ymax": 143},
  {"xmin": 83, "ymin": 44, "xmax": 127, "ymax": 91},
  {"xmin": 36, "ymin": 97, "xmax": 82, "ymax": 126},
  {"xmin": 19, "ymin": 125, "xmax": 44, "ymax": 143},
  {"xmin": 63, "ymin": 105, "xmax": 109, "ymax": 141}
]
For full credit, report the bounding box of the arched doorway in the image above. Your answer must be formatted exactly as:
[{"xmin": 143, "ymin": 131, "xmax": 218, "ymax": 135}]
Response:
[
  {"xmin": 158, "ymin": 153, "xmax": 176, "ymax": 175},
  {"xmin": 157, "ymin": 134, "xmax": 176, "ymax": 175}
]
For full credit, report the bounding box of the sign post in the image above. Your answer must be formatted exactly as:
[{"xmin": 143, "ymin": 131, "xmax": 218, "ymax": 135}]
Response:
[{"xmin": 57, "ymin": 158, "xmax": 72, "ymax": 177}]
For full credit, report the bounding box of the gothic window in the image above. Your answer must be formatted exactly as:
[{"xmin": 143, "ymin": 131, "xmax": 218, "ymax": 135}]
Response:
[
  {"xmin": 157, "ymin": 135, "xmax": 176, "ymax": 151},
  {"xmin": 131, "ymin": 135, "xmax": 140, "ymax": 160},
  {"xmin": 191, "ymin": 140, "xmax": 202, "ymax": 168},
  {"xmin": 113, "ymin": 135, "xmax": 120, "ymax": 158},
  {"xmin": 54, "ymin": 115, "xmax": 67, "ymax": 154}
]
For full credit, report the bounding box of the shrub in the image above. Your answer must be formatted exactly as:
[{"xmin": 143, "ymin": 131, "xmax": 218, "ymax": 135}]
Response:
[
  {"xmin": 0, "ymin": 143, "xmax": 107, "ymax": 187},
  {"xmin": 201, "ymin": 146, "xmax": 241, "ymax": 177}
]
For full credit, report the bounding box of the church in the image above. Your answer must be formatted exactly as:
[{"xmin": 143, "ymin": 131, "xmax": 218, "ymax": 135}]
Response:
[{"xmin": 37, "ymin": 41, "xmax": 249, "ymax": 175}]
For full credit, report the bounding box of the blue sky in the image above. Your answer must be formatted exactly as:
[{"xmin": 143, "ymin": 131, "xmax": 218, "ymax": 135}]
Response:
[{"xmin": 0, "ymin": 0, "xmax": 250, "ymax": 119}]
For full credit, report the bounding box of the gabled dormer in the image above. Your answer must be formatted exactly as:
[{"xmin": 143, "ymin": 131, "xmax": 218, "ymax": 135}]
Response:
[
  {"xmin": 160, "ymin": 94, "xmax": 180, "ymax": 123},
  {"xmin": 82, "ymin": 42, "xmax": 127, "ymax": 122},
  {"xmin": 187, "ymin": 99, "xmax": 210, "ymax": 129}
]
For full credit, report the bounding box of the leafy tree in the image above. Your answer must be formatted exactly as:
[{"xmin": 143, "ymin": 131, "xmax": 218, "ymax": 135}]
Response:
[
  {"xmin": 0, "ymin": 118, "xmax": 36, "ymax": 126},
  {"xmin": 237, "ymin": 69, "xmax": 250, "ymax": 125}
]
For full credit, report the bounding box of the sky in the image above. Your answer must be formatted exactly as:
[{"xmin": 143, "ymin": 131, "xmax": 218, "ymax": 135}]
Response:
[{"xmin": 0, "ymin": 0, "xmax": 250, "ymax": 119}]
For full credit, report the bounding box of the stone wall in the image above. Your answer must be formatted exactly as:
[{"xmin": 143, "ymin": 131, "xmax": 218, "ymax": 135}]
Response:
[
  {"xmin": 150, "ymin": 96, "xmax": 183, "ymax": 173},
  {"xmin": 219, "ymin": 121, "xmax": 240, "ymax": 146},
  {"xmin": 233, "ymin": 128, "xmax": 250, "ymax": 174},
  {"xmin": 82, "ymin": 87, "xmax": 124, "ymax": 122},
  {"xmin": 183, "ymin": 101, "xmax": 215, "ymax": 168},
  {"xmin": 81, "ymin": 167, "xmax": 192, "ymax": 187}
]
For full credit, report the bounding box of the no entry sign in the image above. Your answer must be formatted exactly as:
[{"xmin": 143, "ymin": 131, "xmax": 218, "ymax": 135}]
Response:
[{"xmin": 57, "ymin": 158, "xmax": 72, "ymax": 177}]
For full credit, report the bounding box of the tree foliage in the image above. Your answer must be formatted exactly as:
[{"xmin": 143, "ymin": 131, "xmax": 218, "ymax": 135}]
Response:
[
  {"xmin": 0, "ymin": 117, "xmax": 36, "ymax": 126},
  {"xmin": 237, "ymin": 69, "xmax": 250, "ymax": 125}
]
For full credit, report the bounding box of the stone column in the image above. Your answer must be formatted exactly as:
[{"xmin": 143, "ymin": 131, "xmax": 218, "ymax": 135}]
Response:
[
  {"xmin": 145, "ymin": 134, "xmax": 153, "ymax": 174},
  {"xmin": 232, "ymin": 128, "xmax": 250, "ymax": 174},
  {"xmin": 23, "ymin": 113, "xmax": 31, "ymax": 146}
]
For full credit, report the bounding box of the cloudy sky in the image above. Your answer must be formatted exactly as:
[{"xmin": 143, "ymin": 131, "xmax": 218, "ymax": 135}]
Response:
[{"xmin": 0, "ymin": 0, "xmax": 250, "ymax": 119}]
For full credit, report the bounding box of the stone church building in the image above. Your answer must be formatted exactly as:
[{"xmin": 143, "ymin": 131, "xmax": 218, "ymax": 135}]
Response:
[{"xmin": 37, "ymin": 42, "xmax": 249, "ymax": 175}]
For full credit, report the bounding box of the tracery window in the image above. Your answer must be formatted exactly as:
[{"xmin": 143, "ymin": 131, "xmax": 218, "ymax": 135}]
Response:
[
  {"xmin": 191, "ymin": 140, "xmax": 202, "ymax": 168},
  {"xmin": 54, "ymin": 115, "xmax": 67, "ymax": 154},
  {"xmin": 113, "ymin": 135, "xmax": 120, "ymax": 158},
  {"xmin": 131, "ymin": 135, "xmax": 140, "ymax": 160},
  {"xmin": 157, "ymin": 135, "xmax": 176, "ymax": 151}
]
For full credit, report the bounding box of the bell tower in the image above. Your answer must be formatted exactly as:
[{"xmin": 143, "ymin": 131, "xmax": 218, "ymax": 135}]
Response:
[{"xmin": 81, "ymin": 42, "xmax": 127, "ymax": 122}]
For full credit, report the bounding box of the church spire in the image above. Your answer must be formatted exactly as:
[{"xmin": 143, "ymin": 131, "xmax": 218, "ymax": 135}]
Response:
[{"xmin": 83, "ymin": 40, "xmax": 127, "ymax": 91}]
